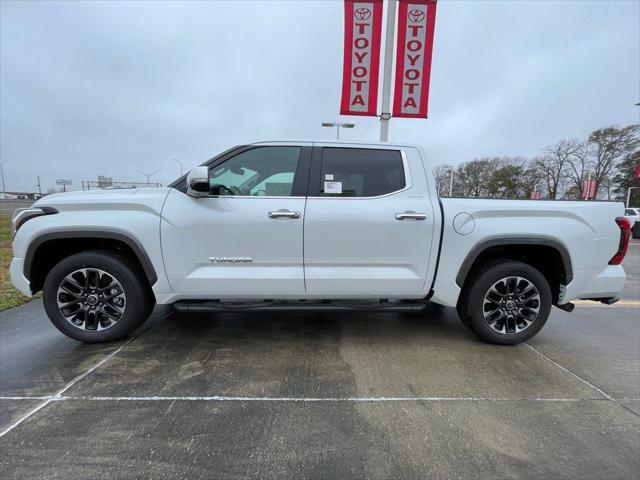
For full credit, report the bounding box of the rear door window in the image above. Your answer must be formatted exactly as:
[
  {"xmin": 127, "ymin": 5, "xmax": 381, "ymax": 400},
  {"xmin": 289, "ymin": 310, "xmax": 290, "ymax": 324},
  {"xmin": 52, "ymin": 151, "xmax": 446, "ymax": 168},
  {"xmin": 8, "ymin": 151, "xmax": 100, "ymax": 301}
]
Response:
[{"xmin": 319, "ymin": 148, "xmax": 405, "ymax": 197}]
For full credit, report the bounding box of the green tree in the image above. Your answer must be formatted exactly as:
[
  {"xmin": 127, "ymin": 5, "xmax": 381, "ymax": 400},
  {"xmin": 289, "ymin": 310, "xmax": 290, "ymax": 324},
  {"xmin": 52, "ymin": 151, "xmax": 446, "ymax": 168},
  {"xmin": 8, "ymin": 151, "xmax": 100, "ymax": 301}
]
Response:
[
  {"xmin": 613, "ymin": 150, "xmax": 640, "ymax": 206},
  {"xmin": 588, "ymin": 125, "xmax": 639, "ymax": 198}
]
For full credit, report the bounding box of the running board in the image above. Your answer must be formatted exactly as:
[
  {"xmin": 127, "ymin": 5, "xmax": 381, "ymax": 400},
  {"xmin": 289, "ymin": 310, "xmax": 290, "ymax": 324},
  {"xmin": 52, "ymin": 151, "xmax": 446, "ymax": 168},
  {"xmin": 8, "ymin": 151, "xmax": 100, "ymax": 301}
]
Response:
[{"xmin": 173, "ymin": 300, "xmax": 427, "ymax": 314}]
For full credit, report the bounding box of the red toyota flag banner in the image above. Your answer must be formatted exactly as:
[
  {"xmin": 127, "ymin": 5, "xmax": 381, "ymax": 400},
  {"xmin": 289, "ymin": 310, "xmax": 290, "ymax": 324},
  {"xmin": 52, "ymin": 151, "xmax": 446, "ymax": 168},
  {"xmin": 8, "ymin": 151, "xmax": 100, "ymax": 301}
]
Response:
[
  {"xmin": 581, "ymin": 179, "xmax": 598, "ymax": 200},
  {"xmin": 341, "ymin": 1, "xmax": 383, "ymax": 116},
  {"xmin": 393, "ymin": 0, "xmax": 437, "ymax": 118}
]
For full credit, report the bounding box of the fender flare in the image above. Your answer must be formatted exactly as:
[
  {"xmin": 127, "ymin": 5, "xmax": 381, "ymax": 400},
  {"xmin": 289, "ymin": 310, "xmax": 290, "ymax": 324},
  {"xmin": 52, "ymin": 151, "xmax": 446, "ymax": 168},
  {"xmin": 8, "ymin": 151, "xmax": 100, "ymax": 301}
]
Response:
[
  {"xmin": 23, "ymin": 229, "xmax": 158, "ymax": 285},
  {"xmin": 455, "ymin": 236, "xmax": 573, "ymax": 287}
]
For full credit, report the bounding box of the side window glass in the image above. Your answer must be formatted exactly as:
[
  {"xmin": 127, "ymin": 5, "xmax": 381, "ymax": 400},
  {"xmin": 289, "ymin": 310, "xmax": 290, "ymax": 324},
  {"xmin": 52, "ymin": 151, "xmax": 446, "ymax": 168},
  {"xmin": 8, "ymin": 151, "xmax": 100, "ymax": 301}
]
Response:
[
  {"xmin": 209, "ymin": 146, "xmax": 301, "ymax": 196},
  {"xmin": 320, "ymin": 148, "xmax": 405, "ymax": 197}
]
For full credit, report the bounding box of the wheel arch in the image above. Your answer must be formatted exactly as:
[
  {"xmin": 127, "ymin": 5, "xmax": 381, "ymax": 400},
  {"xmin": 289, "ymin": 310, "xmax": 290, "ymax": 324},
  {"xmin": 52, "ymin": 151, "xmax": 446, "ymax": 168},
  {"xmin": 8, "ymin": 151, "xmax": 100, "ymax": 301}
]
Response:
[
  {"xmin": 24, "ymin": 230, "xmax": 158, "ymax": 294},
  {"xmin": 455, "ymin": 236, "xmax": 573, "ymax": 303}
]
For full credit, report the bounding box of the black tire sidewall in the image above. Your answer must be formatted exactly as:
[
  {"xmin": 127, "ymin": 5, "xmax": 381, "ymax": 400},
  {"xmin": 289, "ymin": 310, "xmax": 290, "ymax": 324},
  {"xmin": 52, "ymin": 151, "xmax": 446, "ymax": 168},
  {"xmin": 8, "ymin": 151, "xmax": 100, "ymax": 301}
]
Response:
[
  {"xmin": 43, "ymin": 251, "xmax": 150, "ymax": 342},
  {"xmin": 466, "ymin": 261, "xmax": 552, "ymax": 345}
]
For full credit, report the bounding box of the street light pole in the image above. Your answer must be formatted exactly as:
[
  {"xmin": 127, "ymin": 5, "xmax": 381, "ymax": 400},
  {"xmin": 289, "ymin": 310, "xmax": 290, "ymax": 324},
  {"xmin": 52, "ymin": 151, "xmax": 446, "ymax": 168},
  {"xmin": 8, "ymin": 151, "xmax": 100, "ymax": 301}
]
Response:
[
  {"xmin": 172, "ymin": 158, "xmax": 183, "ymax": 175},
  {"xmin": 322, "ymin": 122, "xmax": 355, "ymax": 140},
  {"xmin": 135, "ymin": 169, "xmax": 162, "ymax": 185},
  {"xmin": 0, "ymin": 160, "xmax": 7, "ymax": 199},
  {"xmin": 449, "ymin": 167, "xmax": 454, "ymax": 197}
]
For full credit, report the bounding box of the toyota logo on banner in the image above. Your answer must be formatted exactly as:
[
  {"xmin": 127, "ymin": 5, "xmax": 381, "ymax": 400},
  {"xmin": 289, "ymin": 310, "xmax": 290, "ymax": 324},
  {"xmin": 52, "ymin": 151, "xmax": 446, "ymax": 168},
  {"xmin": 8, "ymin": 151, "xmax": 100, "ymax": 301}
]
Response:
[
  {"xmin": 353, "ymin": 7, "xmax": 371, "ymax": 20},
  {"xmin": 408, "ymin": 9, "xmax": 425, "ymax": 23}
]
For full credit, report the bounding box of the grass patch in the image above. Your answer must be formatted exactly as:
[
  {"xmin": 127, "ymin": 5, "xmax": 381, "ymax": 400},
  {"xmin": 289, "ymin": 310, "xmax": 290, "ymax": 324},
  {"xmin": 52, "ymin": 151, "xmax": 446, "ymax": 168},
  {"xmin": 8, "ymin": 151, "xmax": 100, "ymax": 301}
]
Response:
[{"xmin": 1, "ymin": 215, "xmax": 37, "ymax": 311}]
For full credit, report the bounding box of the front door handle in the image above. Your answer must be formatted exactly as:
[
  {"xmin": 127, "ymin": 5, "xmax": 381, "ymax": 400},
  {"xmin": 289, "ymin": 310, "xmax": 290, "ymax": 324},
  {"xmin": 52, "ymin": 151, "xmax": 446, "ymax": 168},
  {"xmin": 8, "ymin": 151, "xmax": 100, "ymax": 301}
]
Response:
[
  {"xmin": 395, "ymin": 212, "xmax": 427, "ymax": 220},
  {"xmin": 268, "ymin": 210, "xmax": 300, "ymax": 219}
]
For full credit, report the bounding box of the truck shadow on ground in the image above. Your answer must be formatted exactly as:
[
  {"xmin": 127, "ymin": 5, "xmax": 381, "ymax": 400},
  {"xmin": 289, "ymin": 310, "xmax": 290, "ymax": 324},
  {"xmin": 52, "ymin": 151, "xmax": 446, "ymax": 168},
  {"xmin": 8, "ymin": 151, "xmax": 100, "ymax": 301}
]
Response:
[{"xmin": 149, "ymin": 303, "xmax": 475, "ymax": 346}]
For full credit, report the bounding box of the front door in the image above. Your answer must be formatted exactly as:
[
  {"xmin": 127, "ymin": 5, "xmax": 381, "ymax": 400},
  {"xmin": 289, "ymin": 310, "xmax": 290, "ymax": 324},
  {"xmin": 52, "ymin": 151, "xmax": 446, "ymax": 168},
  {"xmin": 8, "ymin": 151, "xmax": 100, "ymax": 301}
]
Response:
[
  {"xmin": 161, "ymin": 144, "xmax": 310, "ymax": 297},
  {"xmin": 303, "ymin": 145, "xmax": 436, "ymax": 297}
]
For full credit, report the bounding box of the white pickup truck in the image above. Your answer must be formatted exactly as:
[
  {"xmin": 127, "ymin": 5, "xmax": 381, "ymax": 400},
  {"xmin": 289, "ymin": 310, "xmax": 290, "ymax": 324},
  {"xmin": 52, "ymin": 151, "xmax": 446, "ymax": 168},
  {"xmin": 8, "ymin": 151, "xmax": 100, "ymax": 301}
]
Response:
[{"xmin": 10, "ymin": 141, "xmax": 631, "ymax": 345}]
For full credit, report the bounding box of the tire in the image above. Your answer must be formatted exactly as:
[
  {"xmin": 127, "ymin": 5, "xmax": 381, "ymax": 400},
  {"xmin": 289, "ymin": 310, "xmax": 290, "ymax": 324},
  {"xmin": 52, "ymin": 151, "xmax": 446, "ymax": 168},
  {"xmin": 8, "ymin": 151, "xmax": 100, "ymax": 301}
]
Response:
[
  {"xmin": 632, "ymin": 223, "xmax": 640, "ymax": 239},
  {"xmin": 43, "ymin": 250, "xmax": 153, "ymax": 343},
  {"xmin": 457, "ymin": 259, "xmax": 552, "ymax": 345}
]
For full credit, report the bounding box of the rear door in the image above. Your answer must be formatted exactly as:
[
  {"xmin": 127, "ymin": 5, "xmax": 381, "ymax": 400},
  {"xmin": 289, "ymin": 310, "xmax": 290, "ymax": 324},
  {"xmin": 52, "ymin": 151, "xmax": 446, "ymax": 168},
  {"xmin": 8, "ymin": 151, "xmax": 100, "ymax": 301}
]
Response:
[
  {"xmin": 161, "ymin": 144, "xmax": 311, "ymax": 297},
  {"xmin": 303, "ymin": 145, "xmax": 436, "ymax": 297}
]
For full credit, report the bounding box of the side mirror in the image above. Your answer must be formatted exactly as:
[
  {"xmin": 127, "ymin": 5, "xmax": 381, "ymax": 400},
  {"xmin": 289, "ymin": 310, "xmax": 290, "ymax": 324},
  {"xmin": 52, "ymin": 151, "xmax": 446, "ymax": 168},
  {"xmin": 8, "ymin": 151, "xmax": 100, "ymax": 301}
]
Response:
[{"xmin": 186, "ymin": 166, "xmax": 210, "ymax": 197}]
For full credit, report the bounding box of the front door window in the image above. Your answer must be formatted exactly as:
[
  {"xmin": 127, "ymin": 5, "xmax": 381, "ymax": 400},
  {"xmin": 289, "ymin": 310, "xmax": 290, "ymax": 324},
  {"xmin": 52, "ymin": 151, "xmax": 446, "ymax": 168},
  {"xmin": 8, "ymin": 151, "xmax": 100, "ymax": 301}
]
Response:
[{"xmin": 209, "ymin": 146, "xmax": 301, "ymax": 196}]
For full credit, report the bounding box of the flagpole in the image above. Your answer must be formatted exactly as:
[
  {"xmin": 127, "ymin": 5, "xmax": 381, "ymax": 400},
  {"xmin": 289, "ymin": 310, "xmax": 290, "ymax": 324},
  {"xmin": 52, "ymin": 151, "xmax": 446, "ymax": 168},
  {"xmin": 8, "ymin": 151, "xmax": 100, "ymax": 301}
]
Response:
[{"xmin": 379, "ymin": 0, "xmax": 396, "ymax": 142}]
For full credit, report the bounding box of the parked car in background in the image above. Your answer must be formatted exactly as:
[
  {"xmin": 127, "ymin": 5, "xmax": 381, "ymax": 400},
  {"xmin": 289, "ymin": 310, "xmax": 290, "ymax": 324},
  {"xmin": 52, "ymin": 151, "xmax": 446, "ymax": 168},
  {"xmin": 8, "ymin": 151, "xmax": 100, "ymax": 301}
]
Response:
[
  {"xmin": 10, "ymin": 141, "xmax": 631, "ymax": 345},
  {"xmin": 624, "ymin": 208, "xmax": 640, "ymax": 238}
]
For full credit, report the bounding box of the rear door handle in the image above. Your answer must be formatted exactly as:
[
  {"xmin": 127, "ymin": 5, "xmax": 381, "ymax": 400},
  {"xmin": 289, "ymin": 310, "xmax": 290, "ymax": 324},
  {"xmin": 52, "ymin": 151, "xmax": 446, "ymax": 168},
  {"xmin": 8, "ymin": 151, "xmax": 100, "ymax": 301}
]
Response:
[
  {"xmin": 395, "ymin": 212, "xmax": 427, "ymax": 220},
  {"xmin": 268, "ymin": 210, "xmax": 300, "ymax": 219}
]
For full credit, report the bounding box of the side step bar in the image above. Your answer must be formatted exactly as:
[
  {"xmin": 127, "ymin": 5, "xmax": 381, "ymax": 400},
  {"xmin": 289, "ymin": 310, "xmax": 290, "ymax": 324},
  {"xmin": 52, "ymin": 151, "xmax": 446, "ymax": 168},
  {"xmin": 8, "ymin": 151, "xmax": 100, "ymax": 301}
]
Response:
[{"xmin": 173, "ymin": 300, "xmax": 428, "ymax": 314}]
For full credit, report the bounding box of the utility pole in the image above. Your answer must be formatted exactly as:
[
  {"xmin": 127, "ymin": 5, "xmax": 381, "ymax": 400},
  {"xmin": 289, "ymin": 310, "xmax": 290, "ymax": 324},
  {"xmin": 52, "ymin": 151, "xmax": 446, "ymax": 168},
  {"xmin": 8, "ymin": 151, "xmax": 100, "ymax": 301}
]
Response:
[
  {"xmin": 322, "ymin": 122, "xmax": 355, "ymax": 140},
  {"xmin": 448, "ymin": 167, "xmax": 454, "ymax": 197},
  {"xmin": 379, "ymin": 0, "xmax": 397, "ymax": 142},
  {"xmin": 440, "ymin": 165, "xmax": 454, "ymax": 197},
  {"xmin": 0, "ymin": 160, "xmax": 7, "ymax": 199},
  {"xmin": 135, "ymin": 169, "xmax": 162, "ymax": 185},
  {"xmin": 627, "ymin": 187, "xmax": 639, "ymax": 207},
  {"xmin": 172, "ymin": 158, "xmax": 183, "ymax": 175},
  {"xmin": 37, "ymin": 176, "xmax": 42, "ymax": 195}
]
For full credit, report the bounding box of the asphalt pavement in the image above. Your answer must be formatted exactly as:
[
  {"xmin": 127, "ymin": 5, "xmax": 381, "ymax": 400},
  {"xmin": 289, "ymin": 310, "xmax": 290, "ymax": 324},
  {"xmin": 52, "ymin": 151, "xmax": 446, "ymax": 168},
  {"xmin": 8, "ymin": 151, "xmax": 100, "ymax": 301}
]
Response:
[{"xmin": 1, "ymin": 242, "xmax": 638, "ymax": 479}]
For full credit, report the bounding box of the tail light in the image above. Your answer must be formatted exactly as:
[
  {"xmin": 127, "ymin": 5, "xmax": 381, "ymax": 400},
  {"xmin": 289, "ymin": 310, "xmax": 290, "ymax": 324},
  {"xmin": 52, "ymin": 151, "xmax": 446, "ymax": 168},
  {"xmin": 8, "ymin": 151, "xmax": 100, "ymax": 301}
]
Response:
[{"xmin": 609, "ymin": 217, "xmax": 631, "ymax": 265}]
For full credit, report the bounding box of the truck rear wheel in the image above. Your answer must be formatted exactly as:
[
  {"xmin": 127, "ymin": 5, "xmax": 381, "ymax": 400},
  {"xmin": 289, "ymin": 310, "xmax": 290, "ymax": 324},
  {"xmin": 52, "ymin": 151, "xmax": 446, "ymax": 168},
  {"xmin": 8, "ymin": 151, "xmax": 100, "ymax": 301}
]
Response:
[
  {"xmin": 43, "ymin": 250, "xmax": 153, "ymax": 343},
  {"xmin": 458, "ymin": 259, "xmax": 552, "ymax": 345}
]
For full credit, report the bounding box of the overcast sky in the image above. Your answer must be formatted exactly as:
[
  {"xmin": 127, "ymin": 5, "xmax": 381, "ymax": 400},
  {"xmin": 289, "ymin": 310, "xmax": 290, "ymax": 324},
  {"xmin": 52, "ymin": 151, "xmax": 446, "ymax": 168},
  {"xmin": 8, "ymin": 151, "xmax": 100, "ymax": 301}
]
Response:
[{"xmin": 1, "ymin": 0, "xmax": 639, "ymax": 192}]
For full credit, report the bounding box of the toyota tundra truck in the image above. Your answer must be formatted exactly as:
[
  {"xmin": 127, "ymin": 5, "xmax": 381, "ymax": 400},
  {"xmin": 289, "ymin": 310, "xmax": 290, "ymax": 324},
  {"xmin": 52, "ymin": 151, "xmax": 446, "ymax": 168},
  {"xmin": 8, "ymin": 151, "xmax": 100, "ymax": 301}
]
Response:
[{"xmin": 10, "ymin": 141, "xmax": 631, "ymax": 345}]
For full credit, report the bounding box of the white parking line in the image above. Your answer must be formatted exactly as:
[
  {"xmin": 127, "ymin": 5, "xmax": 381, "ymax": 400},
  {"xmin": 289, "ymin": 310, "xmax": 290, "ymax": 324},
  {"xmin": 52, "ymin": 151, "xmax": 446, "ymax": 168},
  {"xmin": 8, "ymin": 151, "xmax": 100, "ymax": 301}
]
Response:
[
  {"xmin": 0, "ymin": 310, "xmax": 173, "ymax": 438},
  {"xmin": 0, "ymin": 345, "xmax": 125, "ymax": 437},
  {"xmin": 571, "ymin": 300, "xmax": 640, "ymax": 307},
  {"xmin": 524, "ymin": 343, "xmax": 615, "ymax": 400},
  {"xmin": 2, "ymin": 394, "xmax": 638, "ymax": 403}
]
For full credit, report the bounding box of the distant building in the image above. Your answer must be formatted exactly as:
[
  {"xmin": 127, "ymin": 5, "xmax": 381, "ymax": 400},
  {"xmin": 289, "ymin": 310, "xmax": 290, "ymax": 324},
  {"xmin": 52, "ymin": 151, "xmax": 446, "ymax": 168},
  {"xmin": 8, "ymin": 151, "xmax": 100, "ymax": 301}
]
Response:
[
  {"xmin": 97, "ymin": 176, "xmax": 113, "ymax": 188},
  {"xmin": 3, "ymin": 191, "xmax": 45, "ymax": 200}
]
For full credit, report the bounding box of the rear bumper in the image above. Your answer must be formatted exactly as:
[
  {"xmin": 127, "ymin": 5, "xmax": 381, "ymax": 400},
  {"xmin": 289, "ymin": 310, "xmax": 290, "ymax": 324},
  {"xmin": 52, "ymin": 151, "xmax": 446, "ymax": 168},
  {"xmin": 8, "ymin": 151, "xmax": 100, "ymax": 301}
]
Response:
[
  {"xmin": 565, "ymin": 265, "xmax": 626, "ymax": 302},
  {"xmin": 10, "ymin": 258, "xmax": 31, "ymax": 297}
]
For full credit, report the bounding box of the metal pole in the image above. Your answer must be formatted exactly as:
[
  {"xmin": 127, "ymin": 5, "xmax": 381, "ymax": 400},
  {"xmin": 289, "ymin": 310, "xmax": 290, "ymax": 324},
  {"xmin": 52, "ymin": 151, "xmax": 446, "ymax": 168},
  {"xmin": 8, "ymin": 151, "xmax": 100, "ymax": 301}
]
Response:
[
  {"xmin": 379, "ymin": 0, "xmax": 396, "ymax": 142},
  {"xmin": 173, "ymin": 158, "xmax": 183, "ymax": 175},
  {"xmin": 448, "ymin": 167, "xmax": 454, "ymax": 197},
  {"xmin": 37, "ymin": 176, "xmax": 42, "ymax": 195},
  {"xmin": 627, "ymin": 187, "xmax": 639, "ymax": 207},
  {"xmin": 0, "ymin": 160, "xmax": 6, "ymax": 199}
]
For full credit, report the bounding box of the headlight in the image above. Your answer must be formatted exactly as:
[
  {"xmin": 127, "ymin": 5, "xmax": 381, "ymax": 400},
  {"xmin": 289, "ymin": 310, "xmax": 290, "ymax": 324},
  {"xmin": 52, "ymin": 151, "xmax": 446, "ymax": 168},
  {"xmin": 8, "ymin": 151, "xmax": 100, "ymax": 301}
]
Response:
[{"xmin": 11, "ymin": 207, "xmax": 58, "ymax": 237}]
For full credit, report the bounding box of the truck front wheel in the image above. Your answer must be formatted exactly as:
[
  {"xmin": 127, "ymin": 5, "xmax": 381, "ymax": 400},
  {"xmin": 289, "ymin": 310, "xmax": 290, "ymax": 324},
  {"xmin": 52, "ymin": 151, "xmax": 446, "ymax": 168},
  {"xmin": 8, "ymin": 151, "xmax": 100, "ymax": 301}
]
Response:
[
  {"xmin": 42, "ymin": 250, "xmax": 153, "ymax": 343},
  {"xmin": 458, "ymin": 260, "xmax": 552, "ymax": 345}
]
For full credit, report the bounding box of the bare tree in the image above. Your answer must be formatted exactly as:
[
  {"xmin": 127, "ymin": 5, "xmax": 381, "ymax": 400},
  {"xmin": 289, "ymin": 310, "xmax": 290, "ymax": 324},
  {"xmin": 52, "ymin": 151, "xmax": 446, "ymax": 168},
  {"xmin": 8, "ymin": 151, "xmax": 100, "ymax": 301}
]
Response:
[
  {"xmin": 566, "ymin": 141, "xmax": 592, "ymax": 199},
  {"xmin": 535, "ymin": 140, "xmax": 578, "ymax": 199},
  {"xmin": 433, "ymin": 165, "xmax": 453, "ymax": 197}
]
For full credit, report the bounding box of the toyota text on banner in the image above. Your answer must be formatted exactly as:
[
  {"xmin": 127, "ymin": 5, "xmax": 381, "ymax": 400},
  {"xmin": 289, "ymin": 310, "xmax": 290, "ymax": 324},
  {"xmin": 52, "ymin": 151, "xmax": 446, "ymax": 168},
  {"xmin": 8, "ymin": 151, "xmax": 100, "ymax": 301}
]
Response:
[
  {"xmin": 393, "ymin": 0, "xmax": 437, "ymax": 118},
  {"xmin": 341, "ymin": 0, "xmax": 383, "ymax": 116}
]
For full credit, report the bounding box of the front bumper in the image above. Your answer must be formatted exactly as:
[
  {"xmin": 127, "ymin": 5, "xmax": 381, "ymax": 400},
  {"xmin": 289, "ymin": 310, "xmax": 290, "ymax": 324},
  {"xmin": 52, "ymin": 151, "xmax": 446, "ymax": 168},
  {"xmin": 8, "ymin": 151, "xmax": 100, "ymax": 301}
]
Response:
[{"xmin": 10, "ymin": 258, "xmax": 31, "ymax": 297}]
